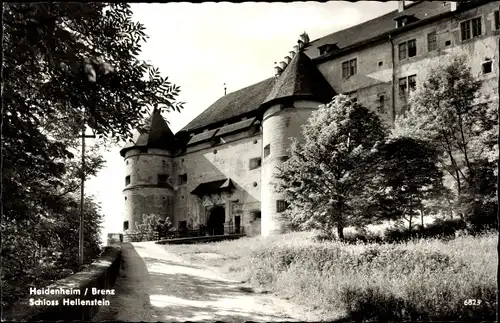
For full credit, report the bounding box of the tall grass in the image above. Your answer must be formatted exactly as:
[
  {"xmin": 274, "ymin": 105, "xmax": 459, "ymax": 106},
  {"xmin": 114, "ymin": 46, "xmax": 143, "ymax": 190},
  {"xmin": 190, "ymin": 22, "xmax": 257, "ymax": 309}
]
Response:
[{"xmin": 162, "ymin": 231, "xmax": 496, "ymax": 321}]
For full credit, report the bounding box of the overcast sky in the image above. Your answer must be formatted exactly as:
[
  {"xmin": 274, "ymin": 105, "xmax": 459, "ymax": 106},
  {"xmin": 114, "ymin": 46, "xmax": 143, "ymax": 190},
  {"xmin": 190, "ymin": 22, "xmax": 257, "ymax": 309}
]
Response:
[{"xmin": 88, "ymin": 1, "xmax": 400, "ymax": 242}]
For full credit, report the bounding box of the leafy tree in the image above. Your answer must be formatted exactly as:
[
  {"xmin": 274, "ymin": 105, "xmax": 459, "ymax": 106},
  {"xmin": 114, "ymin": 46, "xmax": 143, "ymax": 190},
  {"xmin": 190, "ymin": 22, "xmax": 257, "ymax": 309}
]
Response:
[
  {"xmin": 460, "ymin": 160, "xmax": 498, "ymax": 232},
  {"xmin": 372, "ymin": 137, "xmax": 446, "ymax": 233},
  {"xmin": 274, "ymin": 95, "xmax": 387, "ymax": 240},
  {"xmin": 2, "ymin": 3, "xmax": 184, "ymax": 307},
  {"xmin": 393, "ymin": 54, "xmax": 498, "ymax": 228}
]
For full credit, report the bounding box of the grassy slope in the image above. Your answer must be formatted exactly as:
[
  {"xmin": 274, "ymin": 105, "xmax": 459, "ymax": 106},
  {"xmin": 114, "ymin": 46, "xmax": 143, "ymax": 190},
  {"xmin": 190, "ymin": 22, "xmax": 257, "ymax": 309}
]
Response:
[{"xmin": 161, "ymin": 231, "xmax": 497, "ymax": 321}]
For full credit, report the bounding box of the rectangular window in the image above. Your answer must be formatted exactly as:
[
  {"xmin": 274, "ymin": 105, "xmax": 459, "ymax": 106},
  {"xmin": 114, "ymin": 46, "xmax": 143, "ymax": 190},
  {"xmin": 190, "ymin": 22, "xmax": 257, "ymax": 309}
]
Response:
[
  {"xmin": 264, "ymin": 144, "xmax": 270, "ymax": 158},
  {"xmin": 399, "ymin": 39, "xmax": 416, "ymax": 60},
  {"xmin": 427, "ymin": 32, "xmax": 437, "ymax": 52},
  {"xmin": 123, "ymin": 221, "xmax": 129, "ymax": 231},
  {"xmin": 125, "ymin": 175, "xmax": 130, "ymax": 186},
  {"xmin": 399, "ymin": 77, "xmax": 408, "ymax": 96},
  {"xmin": 461, "ymin": 17, "xmax": 482, "ymax": 41},
  {"xmin": 341, "ymin": 59, "xmax": 357, "ymax": 78},
  {"xmin": 342, "ymin": 61, "xmax": 349, "ymax": 78},
  {"xmin": 461, "ymin": 20, "xmax": 471, "ymax": 40},
  {"xmin": 249, "ymin": 157, "xmax": 262, "ymax": 170},
  {"xmin": 399, "ymin": 75, "xmax": 417, "ymax": 96},
  {"xmin": 349, "ymin": 59, "xmax": 357, "ymax": 76},
  {"xmin": 276, "ymin": 200, "xmax": 289, "ymax": 213},
  {"xmin": 178, "ymin": 174, "xmax": 187, "ymax": 184},
  {"xmin": 407, "ymin": 39, "xmax": 416, "ymax": 57},
  {"xmin": 408, "ymin": 75, "xmax": 417, "ymax": 92},
  {"xmin": 157, "ymin": 174, "xmax": 168, "ymax": 185},
  {"xmin": 379, "ymin": 94, "xmax": 385, "ymax": 107},
  {"xmin": 398, "ymin": 42, "xmax": 407, "ymax": 60},
  {"xmin": 495, "ymin": 11, "xmax": 500, "ymax": 30},
  {"xmin": 472, "ymin": 17, "xmax": 482, "ymax": 37}
]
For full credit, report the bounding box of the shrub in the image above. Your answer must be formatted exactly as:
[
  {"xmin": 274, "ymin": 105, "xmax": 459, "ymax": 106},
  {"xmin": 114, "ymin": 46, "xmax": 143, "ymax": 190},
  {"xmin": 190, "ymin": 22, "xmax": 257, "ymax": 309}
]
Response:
[
  {"xmin": 383, "ymin": 218, "xmax": 468, "ymax": 242},
  {"xmin": 247, "ymin": 232, "xmax": 495, "ymax": 321}
]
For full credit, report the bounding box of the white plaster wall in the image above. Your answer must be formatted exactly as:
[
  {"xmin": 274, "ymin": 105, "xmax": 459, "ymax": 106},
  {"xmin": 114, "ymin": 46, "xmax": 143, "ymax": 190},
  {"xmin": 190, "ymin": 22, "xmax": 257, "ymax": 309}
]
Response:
[
  {"xmin": 173, "ymin": 130, "xmax": 263, "ymax": 235},
  {"xmin": 261, "ymin": 101, "xmax": 321, "ymax": 236}
]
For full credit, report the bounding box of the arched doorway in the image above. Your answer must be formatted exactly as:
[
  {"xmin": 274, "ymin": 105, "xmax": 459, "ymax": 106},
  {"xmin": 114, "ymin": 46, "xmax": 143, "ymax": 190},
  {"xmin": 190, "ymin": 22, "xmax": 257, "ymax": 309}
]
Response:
[{"xmin": 207, "ymin": 205, "xmax": 225, "ymax": 236}]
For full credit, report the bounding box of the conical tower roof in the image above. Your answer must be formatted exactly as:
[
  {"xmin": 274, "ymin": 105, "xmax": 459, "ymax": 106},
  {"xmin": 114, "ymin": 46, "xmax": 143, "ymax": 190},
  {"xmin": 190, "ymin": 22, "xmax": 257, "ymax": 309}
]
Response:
[
  {"xmin": 260, "ymin": 51, "xmax": 336, "ymax": 108},
  {"xmin": 120, "ymin": 108, "xmax": 176, "ymax": 157}
]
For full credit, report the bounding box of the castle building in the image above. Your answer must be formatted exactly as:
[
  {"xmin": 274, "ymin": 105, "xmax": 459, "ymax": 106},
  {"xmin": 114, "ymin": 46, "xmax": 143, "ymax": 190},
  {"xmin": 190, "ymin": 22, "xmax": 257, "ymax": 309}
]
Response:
[{"xmin": 120, "ymin": 1, "xmax": 499, "ymax": 237}]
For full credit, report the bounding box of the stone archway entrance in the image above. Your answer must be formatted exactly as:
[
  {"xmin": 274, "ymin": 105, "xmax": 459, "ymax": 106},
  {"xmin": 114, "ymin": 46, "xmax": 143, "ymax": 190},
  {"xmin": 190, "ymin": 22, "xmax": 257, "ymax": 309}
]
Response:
[{"xmin": 207, "ymin": 205, "xmax": 225, "ymax": 236}]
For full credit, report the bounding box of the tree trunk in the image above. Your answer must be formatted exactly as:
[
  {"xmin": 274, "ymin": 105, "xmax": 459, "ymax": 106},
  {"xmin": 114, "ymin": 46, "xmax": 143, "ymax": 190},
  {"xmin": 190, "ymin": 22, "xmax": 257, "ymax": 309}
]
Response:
[
  {"xmin": 337, "ymin": 225, "xmax": 344, "ymax": 241},
  {"xmin": 408, "ymin": 198, "xmax": 413, "ymax": 234},
  {"xmin": 420, "ymin": 208, "xmax": 424, "ymax": 230}
]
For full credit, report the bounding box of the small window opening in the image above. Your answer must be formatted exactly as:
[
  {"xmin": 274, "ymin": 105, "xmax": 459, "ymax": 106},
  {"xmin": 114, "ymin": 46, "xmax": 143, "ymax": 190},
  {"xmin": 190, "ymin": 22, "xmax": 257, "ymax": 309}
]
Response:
[
  {"xmin": 178, "ymin": 174, "xmax": 187, "ymax": 184},
  {"xmin": 123, "ymin": 221, "xmax": 129, "ymax": 231},
  {"xmin": 276, "ymin": 200, "xmax": 289, "ymax": 213},
  {"xmin": 379, "ymin": 95, "xmax": 385, "ymax": 107},
  {"xmin": 264, "ymin": 144, "xmax": 271, "ymax": 158},
  {"xmin": 249, "ymin": 157, "xmax": 262, "ymax": 170},
  {"xmin": 482, "ymin": 61, "xmax": 492, "ymax": 74},
  {"xmin": 125, "ymin": 175, "xmax": 130, "ymax": 186},
  {"xmin": 158, "ymin": 174, "xmax": 168, "ymax": 185}
]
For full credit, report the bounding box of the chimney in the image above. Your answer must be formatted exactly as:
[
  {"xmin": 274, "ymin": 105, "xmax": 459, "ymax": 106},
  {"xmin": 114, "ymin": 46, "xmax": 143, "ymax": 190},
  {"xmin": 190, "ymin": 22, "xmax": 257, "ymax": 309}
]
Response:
[
  {"xmin": 274, "ymin": 62, "xmax": 283, "ymax": 79},
  {"xmin": 450, "ymin": 1, "xmax": 457, "ymax": 12},
  {"xmin": 398, "ymin": 0, "xmax": 405, "ymax": 12},
  {"xmin": 279, "ymin": 61, "xmax": 287, "ymax": 70},
  {"xmin": 284, "ymin": 56, "xmax": 292, "ymax": 64}
]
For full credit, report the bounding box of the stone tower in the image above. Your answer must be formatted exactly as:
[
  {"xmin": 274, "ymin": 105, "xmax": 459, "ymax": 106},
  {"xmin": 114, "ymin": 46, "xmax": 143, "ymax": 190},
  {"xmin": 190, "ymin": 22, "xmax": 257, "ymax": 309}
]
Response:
[
  {"xmin": 259, "ymin": 49, "xmax": 336, "ymax": 236},
  {"xmin": 119, "ymin": 109, "xmax": 176, "ymax": 232}
]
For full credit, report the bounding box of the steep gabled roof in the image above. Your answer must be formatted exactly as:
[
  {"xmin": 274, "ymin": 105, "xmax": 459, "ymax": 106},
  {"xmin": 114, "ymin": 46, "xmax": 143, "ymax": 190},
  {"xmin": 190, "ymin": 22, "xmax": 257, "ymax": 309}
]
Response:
[
  {"xmin": 305, "ymin": 1, "xmax": 451, "ymax": 59},
  {"xmin": 261, "ymin": 51, "xmax": 336, "ymax": 108},
  {"xmin": 171, "ymin": 1, "xmax": 459, "ymax": 135},
  {"xmin": 120, "ymin": 109, "xmax": 176, "ymax": 157},
  {"xmin": 181, "ymin": 78, "xmax": 275, "ymax": 132}
]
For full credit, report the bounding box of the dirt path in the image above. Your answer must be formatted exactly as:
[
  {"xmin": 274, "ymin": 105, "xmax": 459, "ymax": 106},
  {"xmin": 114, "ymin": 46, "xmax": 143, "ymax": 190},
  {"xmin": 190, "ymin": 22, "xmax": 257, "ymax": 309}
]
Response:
[{"xmin": 93, "ymin": 242, "xmax": 319, "ymax": 322}]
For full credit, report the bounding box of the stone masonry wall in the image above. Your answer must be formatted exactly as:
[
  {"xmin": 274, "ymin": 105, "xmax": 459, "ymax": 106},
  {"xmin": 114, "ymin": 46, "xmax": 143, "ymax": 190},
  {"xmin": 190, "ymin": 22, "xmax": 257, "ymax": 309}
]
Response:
[{"xmin": 123, "ymin": 148, "xmax": 174, "ymax": 231}]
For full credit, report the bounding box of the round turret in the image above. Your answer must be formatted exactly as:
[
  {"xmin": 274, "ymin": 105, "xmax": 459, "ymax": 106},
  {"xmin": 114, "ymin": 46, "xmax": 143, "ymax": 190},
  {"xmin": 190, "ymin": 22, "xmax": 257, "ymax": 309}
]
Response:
[
  {"xmin": 120, "ymin": 109, "xmax": 176, "ymax": 233},
  {"xmin": 259, "ymin": 51, "xmax": 336, "ymax": 236},
  {"xmin": 123, "ymin": 149, "xmax": 174, "ymax": 233},
  {"xmin": 260, "ymin": 100, "xmax": 322, "ymax": 236}
]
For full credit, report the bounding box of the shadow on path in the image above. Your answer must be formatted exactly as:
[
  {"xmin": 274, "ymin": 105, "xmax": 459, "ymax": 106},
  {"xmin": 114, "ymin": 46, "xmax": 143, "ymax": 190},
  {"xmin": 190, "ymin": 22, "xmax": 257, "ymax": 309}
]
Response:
[
  {"xmin": 93, "ymin": 242, "xmax": 324, "ymax": 322},
  {"xmin": 92, "ymin": 243, "xmax": 154, "ymax": 322}
]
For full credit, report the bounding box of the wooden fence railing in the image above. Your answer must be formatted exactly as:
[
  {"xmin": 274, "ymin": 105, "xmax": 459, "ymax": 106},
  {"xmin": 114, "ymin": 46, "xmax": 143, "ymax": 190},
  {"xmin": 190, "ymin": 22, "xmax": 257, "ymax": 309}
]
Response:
[{"xmin": 107, "ymin": 224, "xmax": 245, "ymax": 244}]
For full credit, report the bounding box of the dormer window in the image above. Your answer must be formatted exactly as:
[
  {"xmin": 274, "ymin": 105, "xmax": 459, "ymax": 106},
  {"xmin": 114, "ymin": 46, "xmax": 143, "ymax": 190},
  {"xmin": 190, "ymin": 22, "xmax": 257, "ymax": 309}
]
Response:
[
  {"xmin": 210, "ymin": 136, "xmax": 223, "ymax": 147},
  {"xmin": 395, "ymin": 14, "xmax": 419, "ymax": 28},
  {"xmin": 318, "ymin": 43, "xmax": 339, "ymax": 56}
]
